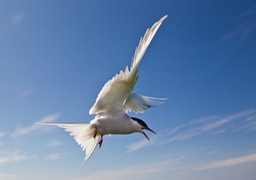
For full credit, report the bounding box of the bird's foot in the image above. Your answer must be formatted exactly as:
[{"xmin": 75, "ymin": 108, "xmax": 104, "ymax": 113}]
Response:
[{"xmin": 99, "ymin": 135, "xmax": 103, "ymax": 148}]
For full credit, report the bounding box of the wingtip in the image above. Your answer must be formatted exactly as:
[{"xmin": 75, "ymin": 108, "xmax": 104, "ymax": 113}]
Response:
[
  {"xmin": 77, "ymin": 159, "xmax": 87, "ymax": 169},
  {"xmin": 160, "ymin": 15, "xmax": 168, "ymax": 22}
]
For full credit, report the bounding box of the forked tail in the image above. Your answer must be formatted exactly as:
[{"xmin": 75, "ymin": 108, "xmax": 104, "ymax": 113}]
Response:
[{"xmin": 41, "ymin": 123, "xmax": 100, "ymax": 166}]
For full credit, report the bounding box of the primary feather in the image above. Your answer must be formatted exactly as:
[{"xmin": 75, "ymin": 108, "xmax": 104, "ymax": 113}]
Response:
[{"xmin": 89, "ymin": 15, "xmax": 167, "ymax": 115}]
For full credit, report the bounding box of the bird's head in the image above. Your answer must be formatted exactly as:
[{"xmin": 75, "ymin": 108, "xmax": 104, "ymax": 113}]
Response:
[{"xmin": 131, "ymin": 117, "xmax": 156, "ymax": 141}]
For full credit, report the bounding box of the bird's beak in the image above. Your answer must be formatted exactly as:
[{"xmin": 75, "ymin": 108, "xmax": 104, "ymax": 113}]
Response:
[{"xmin": 142, "ymin": 127, "xmax": 156, "ymax": 141}]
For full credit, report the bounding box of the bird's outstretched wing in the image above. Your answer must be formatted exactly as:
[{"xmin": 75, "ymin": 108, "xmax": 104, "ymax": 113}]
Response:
[
  {"xmin": 123, "ymin": 93, "xmax": 167, "ymax": 113},
  {"xmin": 89, "ymin": 15, "xmax": 167, "ymax": 115}
]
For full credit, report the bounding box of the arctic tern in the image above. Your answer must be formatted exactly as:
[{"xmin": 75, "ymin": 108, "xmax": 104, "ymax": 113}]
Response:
[{"xmin": 43, "ymin": 15, "xmax": 167, "ymax": 165}]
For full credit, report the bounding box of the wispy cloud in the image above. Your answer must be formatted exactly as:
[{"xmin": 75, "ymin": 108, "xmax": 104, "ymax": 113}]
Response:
[
  {"xmin": 237, "ymin": 114, "xmax": 256, "ymax": 132},
  {"xmin": 239, "ymin": 6, "xmax": 256, "ymax": 18},
  {"xmin": 223, "ymin": 6, "xmax": 256, "ymax": 42},
  {"xmin": 68, "ymin": 151, "xmax": 256, "ymax": 180},
  {"xmin": 0, "ymin": 132, "xmax": 5, "ymax": 138},
  {"xmin": 0, "ymin": 132, "xmax": 5, "ymax": 146},
  {"xmin": 16, "ymin": 85, "xmax": 35, "ymax": 99},
  {"xmin": 0, "ymin": 172, "xmax": 19, "ymax": 179},
  {"xmin": 10, "ymin": 12, "xmax": 25, "ymax": 26},
  {"xmin": 128, "ymin": 109, "xmax": 256, "ymax": 152},
  {"xmin": 0, "ymin": 151, "xmax": 27, "ymax": 166},
  {"xmin": 223, "ymin": 21, "xmax": 256, "ymax": 42},
  {"xmin": 127, "ymin": 126, "xmax": 183, "ymax": 152},
  {"xmin": 195, "ymin": 152, "xmax": 256, "ymax": 171},
  {"xmin": 70, "ymin": 157, "xmax": 180, "ymax": 180},
  {"xmin": 127, "ymin": 139, "xmax": 153, "ymax": 152},
  {"xmin": 47, "ymin": 139, "xmax": 63, "ymax": 147},
  {"xmin": 166, "ymin": 109, "xmax": 254, "ymax": 142},
  {"xmin": 12, "ymin": 113, "xmax": 60, "ymax": 137},
  {"xmin": 167, "ymin": 109, "xmax": 256, "ymax": 142},
  {"xmin": 45, "ymin": 153, "xmax": 62, "ymax": 161}
]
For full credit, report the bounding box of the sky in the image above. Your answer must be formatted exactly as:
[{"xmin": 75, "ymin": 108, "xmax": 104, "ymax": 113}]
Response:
[{"xmin": 0, "ymin": 0, "xmax": 256, "ymax": 179}]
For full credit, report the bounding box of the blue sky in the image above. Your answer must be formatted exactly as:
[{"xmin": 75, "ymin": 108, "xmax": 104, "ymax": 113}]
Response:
[{"xmin": 1, "ymin": 0, "xmax": 256, "ymax": 179}]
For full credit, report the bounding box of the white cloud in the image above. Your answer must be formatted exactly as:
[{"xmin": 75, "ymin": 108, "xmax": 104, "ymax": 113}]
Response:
[
  {"xmin": 0, "ymin": 151, "xmax": 27, "ymax": 166},
  {"xmin": 70, "ymin": 157, "xmax": 179, "ymax": 180},
  {"xmin": 223, "ymin": 23, "xmax": 256, "ymax": 42},
  {"xmin": 237, "ymin": 114, "xmax": 256, "ymax": 132},
  {"xmin": 66, "ymin": 151, "xmax": 256, "ymax": 180},
  {"xmin": 0, "ymin": 132, "xmax": 5, "ymax": 146},
  {"xmin": 16, "ymin": 85, "xmax": 35, "ymax": 99},
  {"xmin": 0, "ymin": 172, "xmax": 19, "ymax": 179},
  {"xmin": 12, "ymin": 113, "xmax": 60, "ymax": 137},
  {"xmin": 126, "ymin": 126, "xmax": 171, "ymax": 152},
  {"xmin": 45, "ymin": 153, "xmax": 62, "ymax": 161},
  {"xmin": 47, "ymin": 139, "xmax": 63, "ymax": 147},
  {"xmin": 201, "ymin": 109, "xmax": 255, "ymax": 131},
  {"xmin": 127, "ymin": 109, "xmax": 256, "ymax": 152},
  {"xmin": 10, "ymin": 12, "xmax": 25, "ymax": 26},
  {"xmin": 239, "ymin": 5, "xmax": 256, "ymax": 18},
  {"xmin": 195, "ymin": 152, "xmax": 256, "ymax": 171},
  {"xmin": 223, "ymin": 7, "xmax": 256, "ymax": 42},
  {"xmin": 127, "ymin": 139, "xmax": 152, "ymax": 152},
  {"xmin": 0, "ymin": 132, "xmax": 5, "ymax": 138},
  {"xmin": 166, "ymin": 109, "xmax": 256, "ymax": 142}
]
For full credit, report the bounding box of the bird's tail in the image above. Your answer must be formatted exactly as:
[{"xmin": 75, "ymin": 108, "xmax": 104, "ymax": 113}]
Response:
[{"xmin": 42, "ymin": 122, "xmax": 100, "ymax": 166}]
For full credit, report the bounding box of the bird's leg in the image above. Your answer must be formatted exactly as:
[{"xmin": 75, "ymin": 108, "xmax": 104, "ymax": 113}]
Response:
[
  {"xmin": 93, "ymin": 128, "xmax": 97, "ymax": 139},
  {"xmin": 98, "ymin": 135, "xmax": 103, "ymax": 148}
]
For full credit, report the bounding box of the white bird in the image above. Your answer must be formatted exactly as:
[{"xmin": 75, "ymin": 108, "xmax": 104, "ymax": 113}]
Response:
[{"xmin": 44, "ymin": 15, "xmax": 167, "ymax": 165}]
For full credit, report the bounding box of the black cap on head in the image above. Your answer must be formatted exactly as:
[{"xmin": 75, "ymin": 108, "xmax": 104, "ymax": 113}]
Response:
[
  {"xmin": 131, "ymin": 117, "xmax": 156, "ymax": 141},
  {"xmin": 131, "ymin": 117, "xmax": 148, "ymax": 128}
]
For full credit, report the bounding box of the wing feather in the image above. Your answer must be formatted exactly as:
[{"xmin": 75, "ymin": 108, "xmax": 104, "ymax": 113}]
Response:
[
  {"xmin": 41, "ymin": 123, "xmax": 99, "ymax": 165},
  {"xmin": 130, "ymin": 15, "xmax": 168, "ymax": 80},
  {"xmin": 123, "ymin": 93, "xmax": 167, "ymax": 113},
  {"xmin": 89, "ymin": 15, "xmax": 167, "ymax": 115}
]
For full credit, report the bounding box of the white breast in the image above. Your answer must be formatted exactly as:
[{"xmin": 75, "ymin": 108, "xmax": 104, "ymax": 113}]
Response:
[{"xmin": 90, "ymin": 113, "xmax": 135, "ymax": 135}]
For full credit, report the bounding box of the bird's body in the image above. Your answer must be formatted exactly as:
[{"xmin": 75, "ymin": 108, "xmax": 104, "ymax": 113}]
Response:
[
  {"xmin": 43, "ymin": 15, "xmax": 167, "ymax": 165},
  {"xmin": 91, "ymin": 113, "xmax": 136, "ymax": 135}
]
